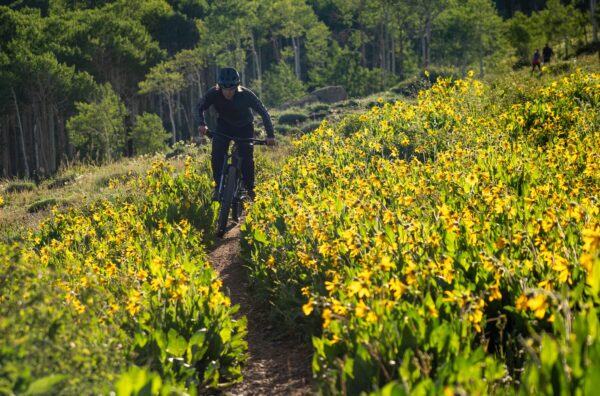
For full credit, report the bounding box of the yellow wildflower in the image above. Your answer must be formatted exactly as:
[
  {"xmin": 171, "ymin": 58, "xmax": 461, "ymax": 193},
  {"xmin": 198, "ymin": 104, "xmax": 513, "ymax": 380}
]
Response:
[
  {"xmin": 355, "ymin": 300, "xmax": 368, "ymax": 318},
  {"xmin": 302, "ymin": 299, "xmax": 314, "ymax": 316},
  {"xmin": 527, "ymin": 293, "xmax": 548, "ymax": 319}
]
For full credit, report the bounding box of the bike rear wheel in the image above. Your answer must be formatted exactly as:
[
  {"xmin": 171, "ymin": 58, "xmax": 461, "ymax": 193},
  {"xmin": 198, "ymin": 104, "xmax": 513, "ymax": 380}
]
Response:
[{"xmin": 217, "ymin": 166, "xmax": 237, "ymax": 237}]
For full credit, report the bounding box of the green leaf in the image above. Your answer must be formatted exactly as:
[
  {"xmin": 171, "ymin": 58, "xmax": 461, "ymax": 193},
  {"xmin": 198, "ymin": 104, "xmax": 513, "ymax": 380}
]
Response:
[
  {"xmin": 23, "ymin": 375, "xmax": 66, "ymax": 396},
  {"xmin": 220, "ymin": 327, "xmax": 232, "ymax": 344},
  {"xmin": 253, "ymin": 229, "xmax": 268, "ymax": 244},
  {"xmin": 540, "ymin": 334, "xmax": 558, "ymax": 370},
  {"xmin": 166, "ymin": 328, "xmax": 187, "ymax": 357}
]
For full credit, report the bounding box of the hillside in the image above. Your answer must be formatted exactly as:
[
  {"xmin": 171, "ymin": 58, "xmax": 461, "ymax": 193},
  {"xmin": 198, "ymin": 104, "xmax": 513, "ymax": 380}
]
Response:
[{"xmin": 0, "ymin": 55, "xmax": 599, "ymax": 394}]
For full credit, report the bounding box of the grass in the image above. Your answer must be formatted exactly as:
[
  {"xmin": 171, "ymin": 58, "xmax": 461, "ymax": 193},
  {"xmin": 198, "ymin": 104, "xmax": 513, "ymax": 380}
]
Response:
[
  {"xmin": 0, "ymin": 153, "xmax": 185, "ymax": 238},
  {"xmin": 0, "ymin": 138, "xmax": 293, "ymax": 240}
]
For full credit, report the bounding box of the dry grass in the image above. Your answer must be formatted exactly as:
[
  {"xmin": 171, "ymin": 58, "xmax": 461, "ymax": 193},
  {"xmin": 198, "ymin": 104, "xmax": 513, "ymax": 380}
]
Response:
[{"xmin": 0, "ymin": 139, "xmax": 293, "ymax": 240}]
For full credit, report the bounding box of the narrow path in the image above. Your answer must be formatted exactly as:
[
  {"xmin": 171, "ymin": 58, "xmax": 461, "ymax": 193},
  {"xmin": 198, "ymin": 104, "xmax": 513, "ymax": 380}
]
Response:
[{"xmin": 209, "ymin": 222, "xmax": 313, "ymax": 396}]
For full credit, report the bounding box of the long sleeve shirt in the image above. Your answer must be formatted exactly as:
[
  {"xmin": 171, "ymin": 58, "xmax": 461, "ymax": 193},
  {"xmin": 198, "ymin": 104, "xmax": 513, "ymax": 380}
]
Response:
[{"xmin": 197, "ymin": 86, "xmax": 275, "ymax": 138}]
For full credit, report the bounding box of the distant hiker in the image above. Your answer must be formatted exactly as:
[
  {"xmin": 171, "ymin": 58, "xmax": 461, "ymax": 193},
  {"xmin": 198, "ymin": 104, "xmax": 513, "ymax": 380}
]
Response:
[
  {"xmin": 532, "ymin": 49, "xmax": 542, "ymax": 72},
  {"xmin": 197, "ymin": 67, "xmax": 276, "ymax": 201},
  {"xmin": 542, "ymin": 43, "xmax": 553, "ymax": 64}
]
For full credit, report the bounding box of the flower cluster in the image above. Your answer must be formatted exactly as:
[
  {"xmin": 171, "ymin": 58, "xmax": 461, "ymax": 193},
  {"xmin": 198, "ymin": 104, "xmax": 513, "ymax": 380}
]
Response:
[
  {"xmin": 1, "ymin": 157, "xmax": 246, "ymax": 393},
  {"xmin": 243, "ymin": 69, "xmax": 600, "ymax": 394}
]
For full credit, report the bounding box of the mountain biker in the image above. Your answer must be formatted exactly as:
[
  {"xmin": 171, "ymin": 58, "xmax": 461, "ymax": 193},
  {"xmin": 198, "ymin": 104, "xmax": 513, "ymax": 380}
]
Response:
[
  {"xmin": 531, "ymin": 49, "xmax": 541, "ymax": 72},
  {"xmin": 197, "ymin": 67, "xmax": 276, "ymax": 201}
]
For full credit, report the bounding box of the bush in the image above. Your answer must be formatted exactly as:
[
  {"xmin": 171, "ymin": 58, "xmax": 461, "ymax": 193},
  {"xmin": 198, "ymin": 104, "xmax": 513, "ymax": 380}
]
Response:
[
  {"xmin": 131, "ymin": 113, "xmax": 170, "ymax": 155},
  {"xmin": 257, "ymin": 62, "xmax": 306, "ymax": 107},
  {"xmin": 47, "ymin": 175, "xmax": 77, "ymax": 190},
  {"xmin": 27, "ymin": 198, "xmax": 59, "ymax": 213},
  {"xmin": 67, "ymin": 84, "xmax": 128, "ymax": 163},
  {"xmin": 278, "ymin": 112, "xmax": 308, "ymax": 125},
  {"xmin": 275, "ymin": 124, "xmax": 302, "ymax": 136},
  {"xmin": 391, "ymin": 67, "xmax": 458, "ymax": 97},
  {"xmin": 308, "ymin": 103, "xmax": 330, "ymax": 113},
  {"xmin": 95, "ymin": 171, "xmax": 138, "ymax": 188},
  {"xmin": 4, "ymin": 181, "xmax": 36, "ymax": 193},
  {"xmin": 301, "ymin": 120, "xmax": 323, "ymax": 133}
]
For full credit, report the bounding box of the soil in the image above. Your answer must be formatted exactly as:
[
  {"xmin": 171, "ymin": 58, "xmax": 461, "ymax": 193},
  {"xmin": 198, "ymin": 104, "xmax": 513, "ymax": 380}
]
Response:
[{"xmin": 208, "ymin": 221, "xmax": 314, "ymax": 396}]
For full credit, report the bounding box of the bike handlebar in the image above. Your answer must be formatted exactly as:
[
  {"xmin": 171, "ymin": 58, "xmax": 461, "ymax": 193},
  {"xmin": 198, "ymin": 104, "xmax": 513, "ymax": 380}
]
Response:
[{"xmin": 206, "ymin": 130, "xmax": 268, "ymax": 145}]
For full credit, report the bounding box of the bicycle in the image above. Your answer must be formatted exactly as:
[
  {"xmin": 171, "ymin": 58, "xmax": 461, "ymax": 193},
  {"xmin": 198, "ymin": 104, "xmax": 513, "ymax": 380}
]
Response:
[{"xmin": 208, "ymin": 131, "xmax": 267, "ymax": 237}]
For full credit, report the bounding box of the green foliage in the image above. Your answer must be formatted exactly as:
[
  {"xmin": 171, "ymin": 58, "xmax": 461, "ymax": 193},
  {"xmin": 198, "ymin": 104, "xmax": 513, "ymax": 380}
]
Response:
[
  {"xmin": 301, "ymin": 120, "xmax": 323, "ymax": 133},
  {"xmin": 27, "ymin": 197, "xmax": 59, "ymax": 213},
  {"xmin": 131, "ymin": 113, "xmax": 170, "ymax": 155},
  {"xmin": 242, "ymin": 69, "xmax": 600, "ymax": 395},
  {"xmin": 4, "ymin": 181, "xmax": 36, "ymax": 193},
  {"xmin": 258, "ymin": 62, "xmax": 306, "ymax": 107},
  {"xmin": 274, "ymin": 124, "xmax": 302, "ymax": 136},
  {"xmin": 278, "ymin": 112, "xmax": 308, "ymax": 125},
  {"xmin": 1, "ymin": 158, "xmax": 248, "ymax": 393},
  {"xmin": 67, "ymin": 83, "xmax": 128, "ymax": 163},
  {"xmin": 391, "ymin": 67, "xmax": 458, "ymax": 97},
  {"xmin": 432, "ymin": 0, "xmax": 507, "ymax": 75}
]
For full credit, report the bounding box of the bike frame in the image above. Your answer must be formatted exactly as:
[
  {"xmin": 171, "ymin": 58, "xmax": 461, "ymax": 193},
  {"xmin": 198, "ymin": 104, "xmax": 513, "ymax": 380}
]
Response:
[{"xmin": 208, "ymin": 131, "xmax": 267, "ymax": 236}]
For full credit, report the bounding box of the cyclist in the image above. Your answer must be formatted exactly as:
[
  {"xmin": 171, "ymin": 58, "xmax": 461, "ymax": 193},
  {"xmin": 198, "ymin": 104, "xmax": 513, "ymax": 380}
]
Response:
[{"xmin": 197, "ymin": 67, "xmax": 276, "ymax": 201}]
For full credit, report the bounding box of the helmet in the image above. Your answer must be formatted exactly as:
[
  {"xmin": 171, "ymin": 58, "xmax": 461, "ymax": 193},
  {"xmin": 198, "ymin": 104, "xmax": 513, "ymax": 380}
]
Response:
[{"xmin": 218, "ymin": 67, "xmax": 240, "ymax": 88}]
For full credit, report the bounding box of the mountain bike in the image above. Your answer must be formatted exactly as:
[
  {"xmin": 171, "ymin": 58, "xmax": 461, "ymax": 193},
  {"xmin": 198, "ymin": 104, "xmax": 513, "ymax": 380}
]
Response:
[{"xmin": 208, "ymin": 131, "xmax": 267, "ymax": 237}]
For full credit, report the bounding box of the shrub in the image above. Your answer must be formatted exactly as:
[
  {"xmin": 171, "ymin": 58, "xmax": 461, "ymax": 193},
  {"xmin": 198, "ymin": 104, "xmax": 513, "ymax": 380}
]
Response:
[
  {"xmin": 275, "ymin": 124, "xmax": 302, "ymax": 136},
  {"xmin": 4, "ymin": 181, "xmax": 36, "ymax": 193},
  {"xmin": 308, "ymin": 103, "xmax": 330, "ymax": 113},
  {"xmin": 27, "ymin": 198, "xmax": 59, "ymax": 213},
  {"xmin": 131, "ymin": 113, "xmax": 170, "ymax": 155},
  {"xmin": 47, "ymin": 175, "xmax": 77, "ymax": 190},
  {"xmin": 67, "ymin": 84, "xmax": 128, "ymax": 163},
  {"xmin": 278, "ymin": 112, "xmax": 308, "ymax": 125},
  {"xmin": 95, "ymin": 171, "xmax": 138, "ymax": 188},
  {"xmin": 301, "ymin": 120, "xmax": 323, "ymax": 133},
  {"xmin": 257, "ymin": 62, "xmax": 306, "ymax": 107}
]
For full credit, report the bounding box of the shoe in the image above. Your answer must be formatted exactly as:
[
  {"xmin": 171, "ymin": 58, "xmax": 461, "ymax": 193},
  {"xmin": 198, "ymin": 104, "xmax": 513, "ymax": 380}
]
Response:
[
  {"xmin": 211, "ymin": 188, "xmax": 219, "ymax": 201},
  {"xmin": 247, "ymin": 189, "xmax": 256, "ymax": 201}
]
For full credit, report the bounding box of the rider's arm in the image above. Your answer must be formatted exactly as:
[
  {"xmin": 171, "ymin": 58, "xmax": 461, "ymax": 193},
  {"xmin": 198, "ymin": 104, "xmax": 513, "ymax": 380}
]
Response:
[
  {"xmin": 247, "ymin": 91, "xmax": 275, "ymax": 138},
  {"xmin": 197, "ymin": 88, "xmax": 217, "ymax": 127}
]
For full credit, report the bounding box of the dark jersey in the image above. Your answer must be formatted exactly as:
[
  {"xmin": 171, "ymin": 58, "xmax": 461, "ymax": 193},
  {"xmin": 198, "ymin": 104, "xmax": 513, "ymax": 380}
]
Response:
[{"xmin": 197, "ymin": 86, "xmax": 275, "ymax": 138}]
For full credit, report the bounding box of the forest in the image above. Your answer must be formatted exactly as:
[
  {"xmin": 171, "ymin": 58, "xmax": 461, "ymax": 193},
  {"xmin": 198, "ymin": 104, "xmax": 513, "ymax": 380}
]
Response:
[{"xmin": 0, "ymin": 0, "xmax": 598, "ymax": 179}]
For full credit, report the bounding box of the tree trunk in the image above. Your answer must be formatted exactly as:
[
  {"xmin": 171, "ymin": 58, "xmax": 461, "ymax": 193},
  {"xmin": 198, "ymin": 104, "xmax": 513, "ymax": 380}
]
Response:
[
  {"xmin": 167, "ymin": 95, "xmax": 177, "ymax": 145},
  {"xmin": 398, "ymin": 28, "xmax": 404, "ymax": 79},
  {"xmin": 251, "ymin": 32, "xmax": 262, "ymax": 88},
  {"xmin": 424, "ymin": 16, "xmax": 431, "ymax": 69},
  {"xmin": 12, "ymin": 87, "xmax": 30, "ymax": 178},
  {"xmin": 176, "ymin": 92, "xmax": 182, "ymax": 140},
  {"xmin": 592, "ymin": 0, "xmax": 598, "ymax": 44},
  {"xmin": 292, "ymin": 36, "xmax": 302, "ymax": 80},
  {"xmin": 391, "ymin": 29, "xmax": 396, "ymax": 76}
]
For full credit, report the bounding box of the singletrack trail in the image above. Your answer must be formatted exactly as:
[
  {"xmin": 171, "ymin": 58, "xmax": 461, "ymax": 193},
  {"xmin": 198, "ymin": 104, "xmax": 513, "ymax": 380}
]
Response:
[{"xmin": 208, "ymin": 221, "xmax": 313, "ymax": 395}]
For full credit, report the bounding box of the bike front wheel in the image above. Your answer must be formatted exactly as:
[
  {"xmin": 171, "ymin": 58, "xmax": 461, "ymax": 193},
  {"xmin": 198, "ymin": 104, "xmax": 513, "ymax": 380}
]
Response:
[{"xmin": 217, "ymin": 166, "xmax": 237, "ymax": 237}]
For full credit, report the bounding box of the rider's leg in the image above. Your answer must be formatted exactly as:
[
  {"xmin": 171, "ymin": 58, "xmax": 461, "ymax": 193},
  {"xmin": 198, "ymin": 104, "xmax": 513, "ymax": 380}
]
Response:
[
  {"xmin": 235, "ymin": 125, "xmax": 255, "ymax": 199},
  {"xmin": 238, "ymin": 141, "xmax": 255, "ymax": 199},
  {"xmin": 212, "ymin": 135, "xmax": 229, "ymax": 198}
]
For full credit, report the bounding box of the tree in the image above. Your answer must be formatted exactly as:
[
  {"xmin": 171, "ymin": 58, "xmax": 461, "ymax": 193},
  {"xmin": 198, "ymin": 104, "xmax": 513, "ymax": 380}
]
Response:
[
  {"xmin": 138, "ymin": 61, "xmax": 185, "ymax": 144},
  {"xmin": 257, "ymin": 61, "xmax": 306, "ymax": 107},
  {"xmin": 130, "ymin": 113, "xmax": 170, "ymax": 155},
  {"xmin": 433, "ymin": 0, "xmax": 506, "ymax": 76},
  {"xmin": 408, "ymin": 0, "xmax": 449, "ymax": 69},
  {"xmin": 67, "ymin": 84, "xmax": 128, "ymax": 163}
]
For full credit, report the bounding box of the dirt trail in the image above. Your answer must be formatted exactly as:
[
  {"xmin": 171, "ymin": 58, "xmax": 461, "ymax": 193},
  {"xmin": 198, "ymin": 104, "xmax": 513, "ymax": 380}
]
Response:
[{"xmin": 209, "ymin": 222, "xmax": 313, "ymax": 396}]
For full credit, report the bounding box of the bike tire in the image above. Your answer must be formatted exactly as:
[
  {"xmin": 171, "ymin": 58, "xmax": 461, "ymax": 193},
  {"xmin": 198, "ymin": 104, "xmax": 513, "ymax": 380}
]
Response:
[
  {"xmin": 231, "ymin": 195, "xmax": 242, "ymax": 222},
  {"xmin": 217, "ymin": 166, "xmax": 237, "ymax": 236}
]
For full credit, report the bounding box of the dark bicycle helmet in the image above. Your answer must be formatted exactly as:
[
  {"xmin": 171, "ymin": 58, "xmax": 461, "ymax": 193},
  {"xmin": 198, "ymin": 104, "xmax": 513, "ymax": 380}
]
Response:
[{"xmin": 218, "ymin": 67, "xmax": 240, "ymax": 88}]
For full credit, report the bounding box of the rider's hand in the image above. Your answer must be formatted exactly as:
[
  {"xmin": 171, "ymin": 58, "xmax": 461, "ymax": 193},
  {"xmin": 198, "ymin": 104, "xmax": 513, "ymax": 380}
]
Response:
[
  {"xmin": 266, "ymin": 137, "xmax": 276, "ymax": 146},
  {"xmin": 198, "ymin": 125, "xmax": 208, "ymax": 136}
]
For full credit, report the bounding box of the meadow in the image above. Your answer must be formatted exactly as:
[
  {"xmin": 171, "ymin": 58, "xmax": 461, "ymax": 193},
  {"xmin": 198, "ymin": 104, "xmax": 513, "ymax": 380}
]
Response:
[
  {"xmin": 243, "ymin": 59, "xmax": 600, "ymax": 395},
  {"xmin": 1, "ymin": 57, "xmax": 599, "ymax": 394}
]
